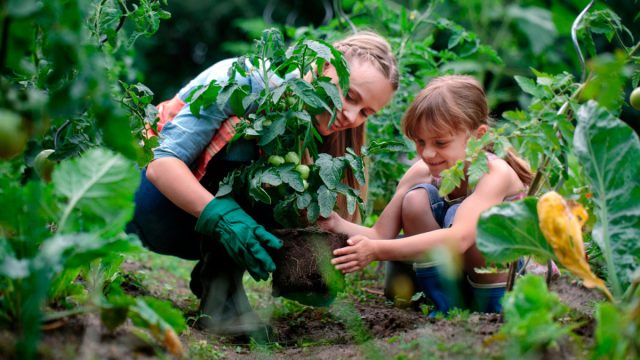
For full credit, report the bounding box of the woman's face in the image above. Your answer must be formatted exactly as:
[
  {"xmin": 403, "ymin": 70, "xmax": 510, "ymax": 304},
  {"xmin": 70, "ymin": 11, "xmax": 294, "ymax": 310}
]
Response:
[{"xmin": 315, "ymin": 60, "xmax": 394, "ymax": 136}]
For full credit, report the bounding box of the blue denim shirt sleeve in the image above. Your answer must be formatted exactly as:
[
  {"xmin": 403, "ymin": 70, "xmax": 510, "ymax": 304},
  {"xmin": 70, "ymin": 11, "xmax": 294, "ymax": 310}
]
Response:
[{"xmin": 153, "ymin": 58, "xmax": 295, "ymax": 166}]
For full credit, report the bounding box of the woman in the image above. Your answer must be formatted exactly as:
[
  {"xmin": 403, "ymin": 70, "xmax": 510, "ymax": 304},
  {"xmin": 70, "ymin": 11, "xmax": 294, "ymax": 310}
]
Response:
[{"xmin": 126, "ymin": 31, "xmax": 399, "ymax": 338}]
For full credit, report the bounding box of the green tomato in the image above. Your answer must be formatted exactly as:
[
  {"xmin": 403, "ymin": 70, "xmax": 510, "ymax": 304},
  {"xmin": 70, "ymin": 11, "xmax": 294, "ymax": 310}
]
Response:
[
  {"xmin": 0, "ymin": 109, "xmax": 28, "ymax": 160},
  {"xmin": 34, "ymin": 149, "xmax": 56, "ymax": 182},
  {"xmin": 302, "ymin": 179, "xmax": 309, "ymax": 191},
  {"xmin": 295, "ymin": 164, "xmax": 310, "ymax": 180},
  {"xmin": 268, "ymin": 155, "xmax": 285, "ymax": 166},
  {"xmin": 630, "ymin": 87, "xmax": 640, "ymax": 110},
  {"xmin": 286, "ymin": 96, "xmax": 297, "ymax": 108},
  {"xmin": 263, "ymin": 120, "xmax": 272, "ymax": 127},
  {"xmin": 285, "ymin": 151, "xmax": 300, "ymax": 164}
]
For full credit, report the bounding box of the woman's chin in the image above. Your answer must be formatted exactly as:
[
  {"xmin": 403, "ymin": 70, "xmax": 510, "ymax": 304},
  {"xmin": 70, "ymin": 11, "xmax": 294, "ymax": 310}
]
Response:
[{"xmin": 316, "ymin": 126, "xmax": 333, "ymax": 136}]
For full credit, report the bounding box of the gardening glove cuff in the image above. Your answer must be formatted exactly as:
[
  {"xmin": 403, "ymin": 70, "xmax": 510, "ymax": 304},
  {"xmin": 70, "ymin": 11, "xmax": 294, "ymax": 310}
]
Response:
[{"xmin": 195, "ymin": 196, "xmax": 241, "ymax": 234}]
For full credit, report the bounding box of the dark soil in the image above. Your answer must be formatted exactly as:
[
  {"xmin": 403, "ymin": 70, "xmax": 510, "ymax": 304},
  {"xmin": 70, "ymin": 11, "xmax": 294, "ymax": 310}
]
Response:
[
  {"xmin": 269, "ymin": 228, "xmax": 348, "ymax": 307},
  {"xmin": 1, "ymin": 258, "xmax": 605, "ymax": 359}
]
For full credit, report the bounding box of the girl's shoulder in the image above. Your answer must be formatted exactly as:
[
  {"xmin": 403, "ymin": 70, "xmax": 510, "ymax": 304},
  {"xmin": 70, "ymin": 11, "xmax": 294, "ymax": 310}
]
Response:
[{"xmin": 482, "ymin": 153, "xmax": 527, "ymax": 200}]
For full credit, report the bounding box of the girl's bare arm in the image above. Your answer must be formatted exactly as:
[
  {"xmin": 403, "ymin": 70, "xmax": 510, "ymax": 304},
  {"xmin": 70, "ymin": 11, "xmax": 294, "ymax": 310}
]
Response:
[
  {"xmin": 332, "ymin": 162, "xmax": 521, "ymax": 272},
  {"xmin": 357, "ymin": 160, "xmax": 516, "ymax": 262}
]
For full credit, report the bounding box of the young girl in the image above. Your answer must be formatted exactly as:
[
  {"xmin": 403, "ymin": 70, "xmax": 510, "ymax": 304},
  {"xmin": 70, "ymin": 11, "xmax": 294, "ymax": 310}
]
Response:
[
  {"xmin": 321, "ymin": 75, "xmax": 532, "ymax": 314},
  {"xmin": 126, "ymin": 31, "xmax": 399, "ymax": 337}
]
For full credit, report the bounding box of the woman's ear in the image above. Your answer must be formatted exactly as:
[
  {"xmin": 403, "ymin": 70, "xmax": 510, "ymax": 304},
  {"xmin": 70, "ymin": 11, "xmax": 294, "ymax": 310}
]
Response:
[{"xmin": 475, "ymin": 124, "xmax": 489, "ymax": 138}]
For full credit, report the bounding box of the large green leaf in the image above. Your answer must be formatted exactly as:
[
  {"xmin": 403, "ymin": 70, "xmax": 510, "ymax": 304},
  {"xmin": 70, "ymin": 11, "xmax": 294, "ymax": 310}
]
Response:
[
  {"xmin": 35, "ymin": 233, "xmax": 140, "ymax": 274},
  {"xmin": 506, "ymin": 5, "xmax": 558, "ymax": 55},
  {"xmin": 476, "ymin": 198, "xmax": 556, "ymax": 264},
  {"xmin": 53, "ymin": 147, "xmax": 139, "ymax": 235},
  {"xmin": 574, "ymin": 101, "xmax": 640, "ymax": 296},
  {"xmin": 0, "ymin": 177, "xmax": 57, "ymax": 256},
  {"xmin": 500, "ymin": 275, "xmax": 571, "ymax": 354}
]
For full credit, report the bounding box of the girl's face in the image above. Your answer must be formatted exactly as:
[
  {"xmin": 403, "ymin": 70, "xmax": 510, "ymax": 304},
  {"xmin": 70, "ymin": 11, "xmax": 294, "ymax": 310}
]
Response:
[
  {"xmin": 315, "ymin": 60, "xmax": 394, "ymax": 136},
  {"xmin": 413, "ymin": 124, "xmax": 488, "ymax": 178}
]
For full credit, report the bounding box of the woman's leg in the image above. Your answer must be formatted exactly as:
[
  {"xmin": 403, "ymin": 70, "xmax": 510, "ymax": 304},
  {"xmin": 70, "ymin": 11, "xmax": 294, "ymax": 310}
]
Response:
[
  {"xmin": 196, "ymin": 238, "xmax": 271, "ymax": 339},
  {"xmin": 126, "ymin": 168, "xmax": 201, "ymax": 260}
]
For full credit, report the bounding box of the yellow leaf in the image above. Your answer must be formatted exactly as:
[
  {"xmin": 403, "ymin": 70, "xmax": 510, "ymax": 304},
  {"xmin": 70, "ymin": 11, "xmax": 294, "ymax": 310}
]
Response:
[
  {"xmin": 537, "ymin": 191, "xmax": 612, "ymax": 301},
  {"xmin": 163, "ymin": 328, "xmax": 184, "ymax": 356}
]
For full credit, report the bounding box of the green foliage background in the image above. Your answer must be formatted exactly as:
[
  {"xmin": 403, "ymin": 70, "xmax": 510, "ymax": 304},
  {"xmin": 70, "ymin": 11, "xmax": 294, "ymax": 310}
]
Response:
[{"xmin": 0, "ymin": 0, "xmax": 639, "ymax": 358}]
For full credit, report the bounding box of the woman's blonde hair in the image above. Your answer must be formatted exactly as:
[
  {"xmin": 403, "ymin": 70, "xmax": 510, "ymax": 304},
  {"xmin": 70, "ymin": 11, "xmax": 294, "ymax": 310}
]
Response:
[
  {"xmin": 322, "ymin": 31, "xmax": 399, "ymax": 222},
  {"xmin": 402, "ymin": 75, "xmax": 533, "ymax": 186}
]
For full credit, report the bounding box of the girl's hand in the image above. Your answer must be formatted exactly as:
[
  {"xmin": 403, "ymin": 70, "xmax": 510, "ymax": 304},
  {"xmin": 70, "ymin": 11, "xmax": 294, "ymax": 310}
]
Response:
[
  {"xmin": 331, "ymin": 235, "xmax": 377, "ymax": 273},
  {"xmin": 317, "ymin": 211, "xmax": 343, "ymax": 233}
]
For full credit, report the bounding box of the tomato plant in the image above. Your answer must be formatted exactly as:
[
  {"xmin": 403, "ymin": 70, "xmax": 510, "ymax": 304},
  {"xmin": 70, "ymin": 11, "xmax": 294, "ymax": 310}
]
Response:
[{"xmin": 189, "ymin": 28, "xmax": 382, "ymax": 228}]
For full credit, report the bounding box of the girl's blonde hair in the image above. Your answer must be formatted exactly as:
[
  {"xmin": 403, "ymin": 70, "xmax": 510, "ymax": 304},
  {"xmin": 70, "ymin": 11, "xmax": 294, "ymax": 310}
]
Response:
[
  {"xmin": 323, "ymin": 31, "xmax": 399, "ymax": 222},
  {"xmin": 402, "ymin": 75, "xmax": 533, "ymax": 186}
]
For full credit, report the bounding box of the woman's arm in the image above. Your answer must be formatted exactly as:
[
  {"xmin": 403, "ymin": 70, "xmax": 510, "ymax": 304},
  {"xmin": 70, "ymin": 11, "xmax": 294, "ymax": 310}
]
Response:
[
  {"xmin": 146, "ymin": 157, "xmax": 213, "ymax": 217},
  {"xmin": 333, "ymin": 160, "xmax": 515, "ymax": 272}
]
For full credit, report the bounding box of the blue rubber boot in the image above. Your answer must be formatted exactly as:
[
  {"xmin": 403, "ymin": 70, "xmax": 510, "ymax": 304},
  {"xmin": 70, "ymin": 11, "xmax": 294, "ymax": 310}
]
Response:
[
  {"xmin": 414, "ymin": 264, "xmax": 464, "ymax": 316},
  {"xmin": 468, "ymin": 278, "xmax": 507, "ymax": 313}
]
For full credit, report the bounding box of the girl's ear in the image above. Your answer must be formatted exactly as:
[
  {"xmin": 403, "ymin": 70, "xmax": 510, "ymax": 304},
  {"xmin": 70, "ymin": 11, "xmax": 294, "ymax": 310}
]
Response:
[{"xmin": 475, "ymin": 124, "xmax": 489, "ymax": 138}]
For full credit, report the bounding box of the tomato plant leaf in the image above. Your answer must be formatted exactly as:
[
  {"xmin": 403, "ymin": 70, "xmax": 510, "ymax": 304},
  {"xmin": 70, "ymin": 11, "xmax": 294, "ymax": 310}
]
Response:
[
  {"xmin": 306, "ymin": 201, "xmax": 320, "ymax": 224},
  {"xmin": 280, "ymin": 166, "xmax": 304, "ymax": 192},
  {"xmin": 261, "ymin": 168, "xmax": 282, "ymax": 186},
  {"xmin": 317, "ymin": 185, "xmax": 337, "ymax": 218},
  {"xmin": 514, "ymin": 75, "xmax": 546, "ymax": 99},
  {"xmin": 289, "ymin": 78, "xmax": 330, "ymax": 111},
  {"xmin": 316, "ymin": 154, "xmax": 343, "ymax": 190},
  {"xmin": 296, "ymin": 193, "xmax": 312, "ymax": 209},
  {"xmin": 317, "ymin": 79, "xmax": 342, "ymax": 110},
  {"xmin": 258, "ymin": 114, "xmax": 287, "ymax": 146}
]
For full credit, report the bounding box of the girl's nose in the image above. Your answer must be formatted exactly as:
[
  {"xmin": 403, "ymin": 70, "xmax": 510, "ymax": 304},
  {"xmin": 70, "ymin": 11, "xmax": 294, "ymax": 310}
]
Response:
[{"xmin": 422, "ymin": 146, "xmax": 435, "ymax": 159}]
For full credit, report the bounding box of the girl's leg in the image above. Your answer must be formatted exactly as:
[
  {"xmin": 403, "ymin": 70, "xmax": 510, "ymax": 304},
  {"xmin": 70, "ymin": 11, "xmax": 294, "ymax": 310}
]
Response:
[
  {"xmin": 459, "ymin": 211, "xmax": 508, "ymax": 313},
  {"xmin": 383, "ymin": 184, "xmax": 443, "ymax": 305},
  {"xmin": 391, "ymin": 184, "xmax": 465, "ymax": 313},
  {"xmin": 401, "ymin": 184, "xmax": 442, "ymax": 235}
]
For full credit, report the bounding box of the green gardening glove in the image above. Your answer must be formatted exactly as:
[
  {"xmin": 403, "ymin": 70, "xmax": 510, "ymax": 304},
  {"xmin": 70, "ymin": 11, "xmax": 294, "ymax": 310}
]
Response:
[{"xmin": 195, "ymin": 197, "xmax": 282, "ymax": 281}]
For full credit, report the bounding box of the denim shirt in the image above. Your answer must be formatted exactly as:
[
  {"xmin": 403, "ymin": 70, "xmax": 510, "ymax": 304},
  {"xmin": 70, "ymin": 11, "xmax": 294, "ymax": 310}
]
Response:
[{"xmin": 153, "ymin": 58, "xmax": 297, "ymax": 165}]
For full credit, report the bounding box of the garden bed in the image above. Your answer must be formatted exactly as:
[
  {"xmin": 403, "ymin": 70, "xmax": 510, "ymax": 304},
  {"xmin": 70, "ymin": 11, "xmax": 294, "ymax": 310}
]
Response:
[{"xmin": 0, "ymin": 254, "xmax": 603, "ymax": 359}]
